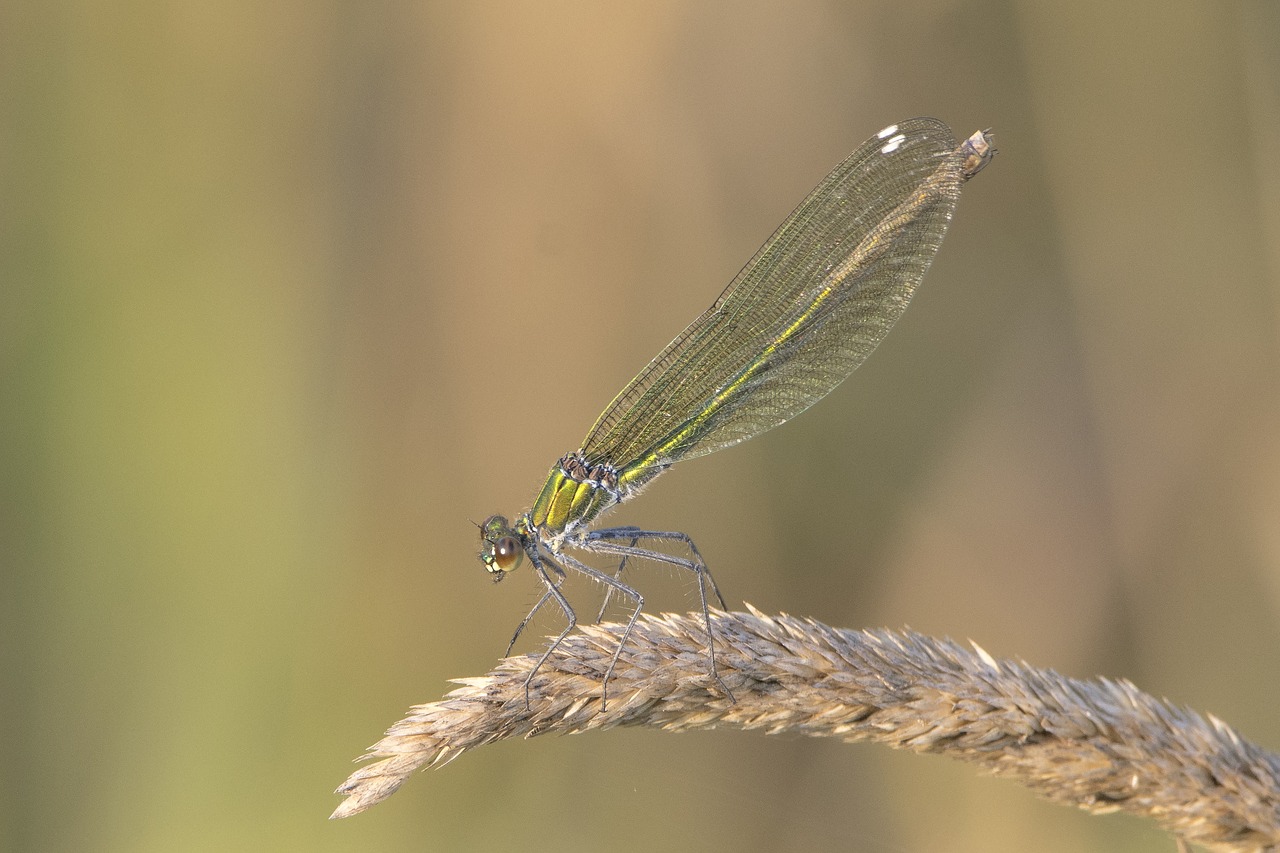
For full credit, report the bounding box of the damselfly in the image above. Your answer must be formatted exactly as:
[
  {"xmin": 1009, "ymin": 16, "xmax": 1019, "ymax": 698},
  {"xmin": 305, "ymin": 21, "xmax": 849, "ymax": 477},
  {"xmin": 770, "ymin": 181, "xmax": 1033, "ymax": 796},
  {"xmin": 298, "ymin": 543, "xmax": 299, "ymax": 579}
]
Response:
[{"xmin": 480, "ymin": 118, "xmax": 994, "ymax": 708}]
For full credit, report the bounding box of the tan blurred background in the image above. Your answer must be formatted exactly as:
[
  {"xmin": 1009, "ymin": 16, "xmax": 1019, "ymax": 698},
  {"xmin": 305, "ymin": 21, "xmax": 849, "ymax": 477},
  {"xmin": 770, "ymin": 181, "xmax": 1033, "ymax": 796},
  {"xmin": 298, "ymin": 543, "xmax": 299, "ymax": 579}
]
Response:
[{"xmin": 4, "ymin": 2, "xmax": 1279, "ymax": 851}]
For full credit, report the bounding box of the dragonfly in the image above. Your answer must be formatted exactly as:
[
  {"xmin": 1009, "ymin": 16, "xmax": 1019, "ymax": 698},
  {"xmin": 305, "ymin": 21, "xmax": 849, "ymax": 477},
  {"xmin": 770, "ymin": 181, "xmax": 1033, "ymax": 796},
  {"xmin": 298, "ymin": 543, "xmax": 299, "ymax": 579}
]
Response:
[{"xmin": 479, "ymin": 117, "xmax": 994, "ymax": 709}]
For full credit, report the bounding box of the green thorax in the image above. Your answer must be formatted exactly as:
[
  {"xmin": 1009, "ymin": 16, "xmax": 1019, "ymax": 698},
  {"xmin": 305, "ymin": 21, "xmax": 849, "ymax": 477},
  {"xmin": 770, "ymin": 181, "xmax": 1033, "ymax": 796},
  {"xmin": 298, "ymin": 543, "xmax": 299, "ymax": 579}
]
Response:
[{"xmin": 527, "ymin": 450, "xmax": 666, "ymax": 540}]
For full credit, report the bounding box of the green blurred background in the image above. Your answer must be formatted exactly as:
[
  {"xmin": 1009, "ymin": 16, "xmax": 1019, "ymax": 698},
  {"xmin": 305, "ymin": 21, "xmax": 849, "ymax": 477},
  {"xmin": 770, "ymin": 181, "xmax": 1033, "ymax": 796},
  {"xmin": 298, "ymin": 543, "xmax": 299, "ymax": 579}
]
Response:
[{"xmin": 4, "ymin": 2, "xmax": 1279, "ymax": 851}]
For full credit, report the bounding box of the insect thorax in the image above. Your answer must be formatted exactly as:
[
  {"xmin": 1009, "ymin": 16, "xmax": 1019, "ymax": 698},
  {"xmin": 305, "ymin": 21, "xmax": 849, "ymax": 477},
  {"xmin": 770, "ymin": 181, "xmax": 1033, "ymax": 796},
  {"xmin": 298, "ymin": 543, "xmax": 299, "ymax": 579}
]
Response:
[{"xmin": 528, "ymin": 450, "xmax": 626, "ymax": 539}]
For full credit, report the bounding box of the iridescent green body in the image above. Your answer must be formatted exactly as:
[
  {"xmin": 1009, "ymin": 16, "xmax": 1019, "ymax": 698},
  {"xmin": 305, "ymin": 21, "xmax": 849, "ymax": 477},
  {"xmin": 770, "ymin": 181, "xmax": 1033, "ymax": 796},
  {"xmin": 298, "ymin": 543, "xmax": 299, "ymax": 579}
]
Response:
[
  {"xmin": 478, "ymin": 118, "xmax": 994, "ymax": 709},
  {"xmin": 527, "ymin": 453, "xmax": 628, "ymax": 539}
]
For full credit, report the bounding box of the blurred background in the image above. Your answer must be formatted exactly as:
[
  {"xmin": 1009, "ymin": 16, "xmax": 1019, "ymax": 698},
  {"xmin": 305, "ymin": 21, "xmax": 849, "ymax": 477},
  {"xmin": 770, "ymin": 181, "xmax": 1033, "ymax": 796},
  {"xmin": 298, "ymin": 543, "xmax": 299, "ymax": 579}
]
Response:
[{"xmin": 3, "ymin": 2, "xmax": 1279, "ymax": 851}]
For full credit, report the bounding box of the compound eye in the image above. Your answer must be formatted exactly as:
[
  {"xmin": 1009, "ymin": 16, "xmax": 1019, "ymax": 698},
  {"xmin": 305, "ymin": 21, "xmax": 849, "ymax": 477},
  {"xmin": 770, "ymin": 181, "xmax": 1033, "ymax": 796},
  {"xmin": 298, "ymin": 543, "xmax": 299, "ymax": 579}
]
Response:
[{"xmin": 492, "ymin": 536, "xmax": 523, "ymax": 572}]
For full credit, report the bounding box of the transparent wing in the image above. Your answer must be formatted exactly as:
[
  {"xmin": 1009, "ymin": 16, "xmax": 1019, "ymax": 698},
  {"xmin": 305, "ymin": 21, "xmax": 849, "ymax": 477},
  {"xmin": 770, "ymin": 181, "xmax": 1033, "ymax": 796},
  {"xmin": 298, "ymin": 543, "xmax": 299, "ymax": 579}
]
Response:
[{"xmin": 580, "ymin": 118, "xmax": 985, "ymax": 478}]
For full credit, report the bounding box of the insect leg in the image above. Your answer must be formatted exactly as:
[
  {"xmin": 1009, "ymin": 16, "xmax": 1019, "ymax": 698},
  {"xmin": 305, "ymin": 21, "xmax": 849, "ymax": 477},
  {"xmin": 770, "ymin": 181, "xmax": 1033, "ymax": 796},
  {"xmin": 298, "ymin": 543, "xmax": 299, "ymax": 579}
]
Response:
[{"xmin": 577, "ymin": 529, "xmax": 734, "ymax": 702}]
